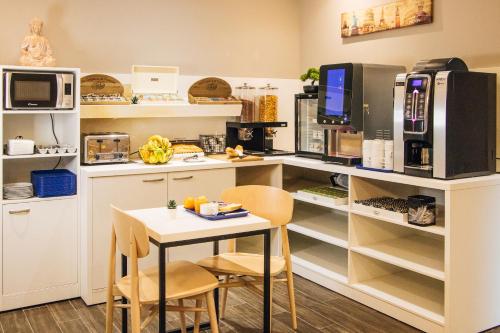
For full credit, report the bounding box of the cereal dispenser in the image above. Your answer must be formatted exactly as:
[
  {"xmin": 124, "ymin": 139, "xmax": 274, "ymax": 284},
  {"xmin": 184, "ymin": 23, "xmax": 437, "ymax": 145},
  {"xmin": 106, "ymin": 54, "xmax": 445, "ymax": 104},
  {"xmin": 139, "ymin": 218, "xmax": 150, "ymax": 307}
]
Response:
[{"xmin": 256, "ymin": 84, "xmax": 278, "ymax": 122}]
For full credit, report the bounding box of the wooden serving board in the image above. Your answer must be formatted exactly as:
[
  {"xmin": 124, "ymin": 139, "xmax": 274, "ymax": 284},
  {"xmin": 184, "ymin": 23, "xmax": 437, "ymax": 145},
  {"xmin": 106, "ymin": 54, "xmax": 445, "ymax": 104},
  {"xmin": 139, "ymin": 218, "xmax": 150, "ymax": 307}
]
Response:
[
  {"xmin": 209, "ymin": 154, "xmax": 264, "ymax": 163},
  {"xmin": 81, "ymin": 74, "xmax": 125, "ymax": 96}
]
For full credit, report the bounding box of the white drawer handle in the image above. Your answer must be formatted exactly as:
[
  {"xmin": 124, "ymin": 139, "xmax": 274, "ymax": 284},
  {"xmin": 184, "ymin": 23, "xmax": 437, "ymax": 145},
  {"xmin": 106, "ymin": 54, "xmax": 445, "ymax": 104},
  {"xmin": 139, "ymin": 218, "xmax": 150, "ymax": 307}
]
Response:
[
  {"xmin": 173, "ymin": 176, "xmax": 194, "ymax": 181},
  {"xmin": 142, "ymin": 178, "xmax": 165, "ymax": 183},
  {"xmin": 9, "ymin": 209, "xmax": 30, "ymax": 215}
]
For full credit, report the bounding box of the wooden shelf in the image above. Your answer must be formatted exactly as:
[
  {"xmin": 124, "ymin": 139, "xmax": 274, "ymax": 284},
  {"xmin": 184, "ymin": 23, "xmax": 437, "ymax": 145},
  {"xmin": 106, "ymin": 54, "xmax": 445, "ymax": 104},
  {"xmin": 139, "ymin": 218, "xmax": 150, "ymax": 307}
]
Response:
[
  {"xmin": 289, "ymin": 231, "xmax": 348, "ymax": 283},
  {"xmin": 351, "ymin": 209, "xmax": 445, "ymax": 236},
  {"xmin": 291, "ymin": 192, "xmax": 349, "ymax": 212},
  {"xmin": 2, "ymin": 195, "xmax": 77, "ymax": 205},
  {"xmin": 2, "ymin": 153, "xmax": 78, "ymax": 160},
  {"xmin": 80, "ymin": 103, "xmax": 242, "ymax": 119},
  {"xmin": 351, "ymin": 235, "xmax": 444, "ymax": 281},
  {"xmin": 288, "ymin": 201, "xmax": 348, "ymax": 248},
  {"xmin": 353, "ymin": 270, "xmax": 444, "ymax": 324}
]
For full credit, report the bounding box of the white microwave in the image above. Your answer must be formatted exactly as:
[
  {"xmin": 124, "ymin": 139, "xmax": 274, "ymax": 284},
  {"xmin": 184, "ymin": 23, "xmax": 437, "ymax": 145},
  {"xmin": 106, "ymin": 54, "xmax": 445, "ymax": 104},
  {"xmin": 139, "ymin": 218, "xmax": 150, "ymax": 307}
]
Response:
[{"xmin": 3, "ymin": 70, "xmax": 74, "ymax": 110}]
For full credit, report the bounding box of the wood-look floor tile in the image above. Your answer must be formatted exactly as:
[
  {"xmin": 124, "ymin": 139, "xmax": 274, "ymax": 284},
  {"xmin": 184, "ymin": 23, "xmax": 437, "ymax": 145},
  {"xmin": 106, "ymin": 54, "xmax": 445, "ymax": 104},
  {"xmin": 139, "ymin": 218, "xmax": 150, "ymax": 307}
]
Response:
[
  {"xmin": 70, "ymin": 298, "xmax": 116, "ymax": 333},
  {"xmin": 49, "ymin": 300, "xmax": 80, "ymax": 323},
  {"xmin": 325, "ymin": 296, "xmax": 419, "ymax": 333},
  {"xmin": 0, "ymin": 310, "xmax": 33, "ymax": 333},
  {"xmin": 58, "ymin": 319, "xmax": 90, "ymax": 333},
  {"xmin": 24, "ymin": 306, "xmax": 61, "ymax": 333}
]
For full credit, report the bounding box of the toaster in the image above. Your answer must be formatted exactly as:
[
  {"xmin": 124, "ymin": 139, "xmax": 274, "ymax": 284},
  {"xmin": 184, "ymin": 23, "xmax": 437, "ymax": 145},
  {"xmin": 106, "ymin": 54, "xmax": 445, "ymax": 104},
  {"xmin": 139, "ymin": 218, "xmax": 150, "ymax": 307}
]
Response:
[
  {"xmin": 82, "ymin": 132, "xmax": 130, "ymax": 164},
  {"xmin": 7, "ymin": 136, "xmax": 35, "ymax": 155}
]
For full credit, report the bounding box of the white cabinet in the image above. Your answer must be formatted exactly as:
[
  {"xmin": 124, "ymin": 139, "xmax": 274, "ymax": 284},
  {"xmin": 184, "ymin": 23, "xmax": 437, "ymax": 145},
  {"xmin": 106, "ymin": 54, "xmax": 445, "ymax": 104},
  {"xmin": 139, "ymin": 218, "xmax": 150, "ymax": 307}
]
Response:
[
  {"xmin": 87, "ymin": 173, "xmax": 167, "ymax": 303},
  {"xmin": 167, "ymin": 168, "xmax": 235, "ymax": 262},
  {"xmin": 1, "ymin": 198, "xmax": 78, "ymax": 310}
]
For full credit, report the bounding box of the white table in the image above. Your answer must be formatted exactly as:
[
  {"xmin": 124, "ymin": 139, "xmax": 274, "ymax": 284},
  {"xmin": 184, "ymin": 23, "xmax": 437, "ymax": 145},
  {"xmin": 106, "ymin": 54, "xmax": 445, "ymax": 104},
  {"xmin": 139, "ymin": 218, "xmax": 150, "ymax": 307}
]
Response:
[{"xmin": 125, "ymin": 207, "xmax": 275, "ymax": 333}]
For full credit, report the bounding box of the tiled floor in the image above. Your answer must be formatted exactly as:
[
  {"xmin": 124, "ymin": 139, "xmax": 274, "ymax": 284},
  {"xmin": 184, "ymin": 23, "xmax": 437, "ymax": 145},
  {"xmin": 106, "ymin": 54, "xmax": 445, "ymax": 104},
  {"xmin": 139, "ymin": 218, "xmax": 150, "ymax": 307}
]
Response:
[{"xmin": 0, "ymin": 274, "xmax": 498, "ymax": 332}]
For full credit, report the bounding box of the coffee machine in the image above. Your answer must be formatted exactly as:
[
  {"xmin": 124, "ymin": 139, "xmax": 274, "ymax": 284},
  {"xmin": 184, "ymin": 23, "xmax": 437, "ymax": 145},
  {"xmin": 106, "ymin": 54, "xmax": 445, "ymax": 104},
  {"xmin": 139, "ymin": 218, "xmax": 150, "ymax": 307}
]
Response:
[
  {"xmin": 318, "ymin": 63, "xmax": 405, "ymax": 165},
  {"xmin": 393, "ymin": 58, "xmax": 496, "ymax": 179}
]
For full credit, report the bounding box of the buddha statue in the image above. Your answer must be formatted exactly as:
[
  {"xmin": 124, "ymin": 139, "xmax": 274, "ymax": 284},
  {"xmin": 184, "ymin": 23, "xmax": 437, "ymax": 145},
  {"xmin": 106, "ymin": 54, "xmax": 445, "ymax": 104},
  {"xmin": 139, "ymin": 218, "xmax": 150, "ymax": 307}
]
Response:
[{"xmin": 19, "ymin": 17, "xmax": 56, "ymax": 67}]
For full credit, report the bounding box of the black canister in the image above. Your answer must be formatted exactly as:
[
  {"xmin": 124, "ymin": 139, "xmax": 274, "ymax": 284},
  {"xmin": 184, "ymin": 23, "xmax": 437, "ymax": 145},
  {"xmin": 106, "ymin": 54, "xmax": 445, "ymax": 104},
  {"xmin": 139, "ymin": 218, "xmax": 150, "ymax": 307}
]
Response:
[{"xmin": 408, "ymin": 195, "xmax": 436, "ymax": 226}]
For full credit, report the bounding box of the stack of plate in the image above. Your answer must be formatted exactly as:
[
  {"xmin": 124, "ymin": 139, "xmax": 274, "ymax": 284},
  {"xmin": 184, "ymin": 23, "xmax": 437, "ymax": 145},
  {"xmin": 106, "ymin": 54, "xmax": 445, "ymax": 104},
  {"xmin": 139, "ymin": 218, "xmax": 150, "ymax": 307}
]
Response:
[{"xmin": 3, "ymin": 182, "xmax": 34, "ymax": 200}]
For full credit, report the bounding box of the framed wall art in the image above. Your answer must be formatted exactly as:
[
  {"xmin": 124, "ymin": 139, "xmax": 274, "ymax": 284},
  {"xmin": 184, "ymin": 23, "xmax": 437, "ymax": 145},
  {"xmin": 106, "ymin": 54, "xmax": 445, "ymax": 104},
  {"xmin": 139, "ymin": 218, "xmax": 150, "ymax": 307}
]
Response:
[{"xmin": 341, "ymin": 0, "xmax": 433, "ymax": 38}]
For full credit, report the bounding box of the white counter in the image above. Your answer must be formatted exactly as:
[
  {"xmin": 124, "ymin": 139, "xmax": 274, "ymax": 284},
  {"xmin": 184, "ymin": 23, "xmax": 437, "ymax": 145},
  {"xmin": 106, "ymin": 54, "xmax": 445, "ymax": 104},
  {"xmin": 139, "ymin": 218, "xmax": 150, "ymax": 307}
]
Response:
[{"xmin": 81, "ymin": 155, "xmax": 500, "ymax": 191}]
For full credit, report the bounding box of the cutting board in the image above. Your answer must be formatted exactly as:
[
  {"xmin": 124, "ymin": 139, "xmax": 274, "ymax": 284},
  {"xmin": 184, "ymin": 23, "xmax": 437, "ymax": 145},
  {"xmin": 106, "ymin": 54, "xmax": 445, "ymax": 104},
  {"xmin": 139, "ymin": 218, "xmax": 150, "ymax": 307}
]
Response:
[{"xmin": 209, "ymin": 154, "xmax": 264, "ymax": 163}]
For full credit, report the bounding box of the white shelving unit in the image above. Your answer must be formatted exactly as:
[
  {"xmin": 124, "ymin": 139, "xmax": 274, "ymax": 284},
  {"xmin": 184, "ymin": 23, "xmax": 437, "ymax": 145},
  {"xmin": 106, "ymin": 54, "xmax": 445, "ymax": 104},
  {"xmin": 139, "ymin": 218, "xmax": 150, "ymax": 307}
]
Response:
[
  {"xmin": 289, "ymin": 231, "xmax": 348, "ymax": 284},
  {"xmin": 80, "ymin": 103, "xmax": 242, "ymax": 119},
  {"xmin": 0, "ymin": 65, "xmax": 80, "ymax": 311},
  {"xmin": 351, "ymin": 253, "xmax": 445, "ymax": 325}
]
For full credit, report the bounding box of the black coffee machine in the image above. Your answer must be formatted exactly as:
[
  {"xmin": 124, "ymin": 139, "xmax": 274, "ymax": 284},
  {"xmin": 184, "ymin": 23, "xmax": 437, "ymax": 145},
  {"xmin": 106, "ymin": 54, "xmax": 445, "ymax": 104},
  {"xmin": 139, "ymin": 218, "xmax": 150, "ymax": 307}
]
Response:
[{"xmin": 393, "ymin": 58, "xmax": 496, "ymax": 179}]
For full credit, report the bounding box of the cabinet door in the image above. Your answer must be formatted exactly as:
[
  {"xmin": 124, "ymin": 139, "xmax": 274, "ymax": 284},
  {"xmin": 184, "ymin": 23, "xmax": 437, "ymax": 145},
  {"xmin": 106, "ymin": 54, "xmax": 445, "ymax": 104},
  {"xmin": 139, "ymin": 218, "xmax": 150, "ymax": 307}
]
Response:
[
  {"xmin": 167, "ymin": 168, "xmax": 235, "ymax": 262},
  {"xmin": 91, "ymin": 173, "xmax": 167, "ymax": 290},
  {"xmin": 2, "ymin": 198, "xmax": 78, "ymax": 296}
]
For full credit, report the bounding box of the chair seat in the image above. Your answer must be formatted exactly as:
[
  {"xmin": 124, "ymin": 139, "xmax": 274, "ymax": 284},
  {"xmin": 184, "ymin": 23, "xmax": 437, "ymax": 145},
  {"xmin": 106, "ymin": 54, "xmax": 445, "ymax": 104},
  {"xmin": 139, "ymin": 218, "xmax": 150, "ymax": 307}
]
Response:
[
  {"xmin": 116, "ymin": 260, "xmax": 218, "ymax": 304},
  {"xmin": 197, "ymin": 252, "xmax": 286, "ymax": 277}
]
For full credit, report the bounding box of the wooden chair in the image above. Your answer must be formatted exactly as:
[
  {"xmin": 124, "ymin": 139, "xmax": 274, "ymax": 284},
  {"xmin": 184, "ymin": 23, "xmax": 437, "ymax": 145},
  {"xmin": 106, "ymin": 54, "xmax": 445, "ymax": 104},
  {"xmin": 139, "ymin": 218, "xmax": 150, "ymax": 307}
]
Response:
[
  {"xmin": 197, "ymin": 185, "xmax": 297, "ymax": 330},
  {"xmin": 105, "ymin": 205, "xmax": 220, "ymax": 333}
]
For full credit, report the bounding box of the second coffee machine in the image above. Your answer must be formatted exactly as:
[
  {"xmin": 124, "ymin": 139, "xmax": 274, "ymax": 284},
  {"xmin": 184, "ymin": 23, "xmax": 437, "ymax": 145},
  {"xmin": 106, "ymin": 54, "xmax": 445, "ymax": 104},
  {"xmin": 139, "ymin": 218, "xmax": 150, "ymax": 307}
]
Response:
[{"xmin": 393, "ymin": 58, "xmax": 496, "ymax": 179}]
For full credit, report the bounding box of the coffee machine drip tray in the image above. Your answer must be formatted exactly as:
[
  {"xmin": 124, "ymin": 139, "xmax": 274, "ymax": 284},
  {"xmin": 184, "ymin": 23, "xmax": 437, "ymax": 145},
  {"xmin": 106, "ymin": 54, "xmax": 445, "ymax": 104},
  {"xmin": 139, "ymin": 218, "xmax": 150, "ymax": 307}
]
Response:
[
  {"xmin": 323, "ymin": 153, "xmax": 362, "ymax": 166},
  {"xmin": 245, "ymin": 149, "xmax": 295, "ymax": 156}
]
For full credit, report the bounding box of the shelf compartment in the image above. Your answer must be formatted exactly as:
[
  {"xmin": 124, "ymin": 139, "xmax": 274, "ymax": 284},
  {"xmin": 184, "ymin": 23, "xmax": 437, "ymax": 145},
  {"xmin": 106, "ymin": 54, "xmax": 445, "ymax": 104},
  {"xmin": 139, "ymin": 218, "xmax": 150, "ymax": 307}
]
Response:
[
  {"xmin": 80, "ymin": 103, "xmax": 241, "ymax": 119},
  {"xmin": 3, "ymin": 110, "xmax": 78, "ymax": 115},
  {"xmin": 350, "ymin": 214, "xmax": 444, "ymax": 280},
  {"xmin": 289, "ymin": 231, "xmax": 348, "ymax": 283},
  {"xmin": 288, "ymin": 201, "xmax": 348, "ymax": 248},
  {"xmin": 351, "ymin": 209, "xmax": 444, "ymax": 236},
  {"xmin": 2, "ymin": 195, "xmax": 78, "ymax": 205},
  {"xmin": 350, "ymin": 252, "xmax": 444, "ymax": 324},
  {"xmin": 292, "ymin": 191, "xmax": 349, "ymax": 212},
  {"xmin": 2, "ymin": 153, "xmax": 78, "ymax": 160},
  {"xmin": 350, "ymin": 176, "xmax": 445, "ymax": 236}
]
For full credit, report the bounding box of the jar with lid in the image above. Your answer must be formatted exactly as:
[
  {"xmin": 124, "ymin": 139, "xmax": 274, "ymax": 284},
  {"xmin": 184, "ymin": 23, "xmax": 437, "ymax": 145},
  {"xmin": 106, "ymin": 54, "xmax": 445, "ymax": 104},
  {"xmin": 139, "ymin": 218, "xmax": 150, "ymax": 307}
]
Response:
[
  {"xmin": 234, "ymin": 83, "xmax": 256, "ymax": 123},
  {"xmin": 256, "ymin": 84, "xmax": 278, "ymax": 122}
]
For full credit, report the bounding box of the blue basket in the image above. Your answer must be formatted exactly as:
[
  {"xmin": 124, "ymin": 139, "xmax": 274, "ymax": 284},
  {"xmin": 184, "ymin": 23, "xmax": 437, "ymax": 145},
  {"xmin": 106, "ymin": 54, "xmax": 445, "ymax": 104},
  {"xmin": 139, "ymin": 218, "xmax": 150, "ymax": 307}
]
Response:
[{"xmin": 31, "ymin": 169, "xmax": 77, "ymax": 198}]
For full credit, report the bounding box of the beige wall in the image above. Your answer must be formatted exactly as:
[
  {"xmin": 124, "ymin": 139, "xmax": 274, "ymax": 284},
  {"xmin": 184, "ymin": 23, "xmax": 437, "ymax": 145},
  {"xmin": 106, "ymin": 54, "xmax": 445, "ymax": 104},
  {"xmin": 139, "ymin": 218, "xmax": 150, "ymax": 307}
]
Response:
[
  {"xmin": 299, "ymin": 0, "xmax": 500, "ymax": 71},
  {"xmin": 0, "ymin": 0, "xmax": 301, "ymax": 79}
]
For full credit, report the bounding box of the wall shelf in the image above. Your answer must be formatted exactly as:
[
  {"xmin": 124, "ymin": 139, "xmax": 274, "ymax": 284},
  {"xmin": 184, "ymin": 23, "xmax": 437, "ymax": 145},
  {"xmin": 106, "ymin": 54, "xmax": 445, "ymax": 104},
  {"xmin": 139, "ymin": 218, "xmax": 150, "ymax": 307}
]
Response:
[
  {"xmin": 2, "ymin": 153, "xmax": 78, "ymax": 160},
  {"xmin": 80, "ymin": 103, "xmax": 242, "ymax": 119}
]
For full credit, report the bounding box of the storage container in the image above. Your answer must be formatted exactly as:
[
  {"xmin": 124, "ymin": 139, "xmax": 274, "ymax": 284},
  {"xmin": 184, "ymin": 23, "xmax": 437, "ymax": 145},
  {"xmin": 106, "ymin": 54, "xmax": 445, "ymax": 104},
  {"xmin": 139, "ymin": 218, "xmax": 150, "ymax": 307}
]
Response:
[
  {"xmin": 235, "ymin": 83, "xmax": 256, "ymax": 122},
  {"xmin": 31, "ymin": 169, "xmax": 77, "ymax": 198},
  {"xmin": 256, "ymin": 84, "xmax": 278, "ymax": 122}
]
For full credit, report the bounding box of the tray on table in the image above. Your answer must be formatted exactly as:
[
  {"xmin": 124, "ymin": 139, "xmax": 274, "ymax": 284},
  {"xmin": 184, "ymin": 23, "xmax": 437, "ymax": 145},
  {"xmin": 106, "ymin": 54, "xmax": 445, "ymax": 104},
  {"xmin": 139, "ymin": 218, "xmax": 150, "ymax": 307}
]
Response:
[{"xmin": 185, "ymin": 207, "xmax": 249, "ymax": 220}]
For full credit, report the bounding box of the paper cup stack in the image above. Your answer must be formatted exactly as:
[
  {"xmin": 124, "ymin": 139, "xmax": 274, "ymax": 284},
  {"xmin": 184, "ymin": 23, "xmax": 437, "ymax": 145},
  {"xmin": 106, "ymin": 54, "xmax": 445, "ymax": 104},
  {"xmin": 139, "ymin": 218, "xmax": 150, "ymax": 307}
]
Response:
[{"xmin": 362, "ymin": 139, "xmax": 394, "ymax": 171}]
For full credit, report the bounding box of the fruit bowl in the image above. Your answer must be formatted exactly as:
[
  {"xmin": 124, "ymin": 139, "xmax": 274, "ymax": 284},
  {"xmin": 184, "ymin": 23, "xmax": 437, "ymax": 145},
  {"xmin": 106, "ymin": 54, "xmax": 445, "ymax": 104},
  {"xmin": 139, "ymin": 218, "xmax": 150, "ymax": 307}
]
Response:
[{"xmin": 139, "ymin": 147, "xmax": 174, "ymax": 164}]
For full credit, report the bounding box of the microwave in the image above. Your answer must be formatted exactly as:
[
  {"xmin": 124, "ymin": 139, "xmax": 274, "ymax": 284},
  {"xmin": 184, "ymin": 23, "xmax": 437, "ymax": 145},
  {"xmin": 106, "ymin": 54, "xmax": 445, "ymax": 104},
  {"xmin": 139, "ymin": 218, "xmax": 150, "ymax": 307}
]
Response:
[{"xmin": 3, "ymin": 70, "xmax": 74, "ymax": 110}]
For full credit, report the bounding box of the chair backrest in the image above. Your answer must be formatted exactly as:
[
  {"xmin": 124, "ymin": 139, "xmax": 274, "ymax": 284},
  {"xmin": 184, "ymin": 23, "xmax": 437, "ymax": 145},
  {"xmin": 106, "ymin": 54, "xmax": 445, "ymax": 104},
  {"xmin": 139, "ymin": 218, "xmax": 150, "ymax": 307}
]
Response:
[
  {"xmin": 221, "ymin": 185, "xmax": 294, "ymax": 227},
  {"xmin": 111, "ymin": 205, "xmax": 150, "ymax": 258}
]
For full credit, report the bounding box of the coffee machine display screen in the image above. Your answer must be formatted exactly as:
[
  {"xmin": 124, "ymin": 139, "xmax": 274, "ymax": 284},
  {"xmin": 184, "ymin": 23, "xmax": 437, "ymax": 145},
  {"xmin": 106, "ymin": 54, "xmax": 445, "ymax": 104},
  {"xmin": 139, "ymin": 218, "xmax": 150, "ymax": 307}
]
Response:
[
  {"xmin": 411, "ymin": 79, "xmax": 423, "ymax": 87},
  {"xmin": 325, "ymin": 69, "xmax": 346, "ymax": 117}
]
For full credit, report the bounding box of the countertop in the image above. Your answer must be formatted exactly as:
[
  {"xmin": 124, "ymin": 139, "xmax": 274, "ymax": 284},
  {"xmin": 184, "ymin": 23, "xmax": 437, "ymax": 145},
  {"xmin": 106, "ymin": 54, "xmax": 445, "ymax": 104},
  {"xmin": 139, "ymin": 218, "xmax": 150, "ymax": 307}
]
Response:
[{"xmin": 80, "ymin": 156, "xmax": 500, "ymax": 191}]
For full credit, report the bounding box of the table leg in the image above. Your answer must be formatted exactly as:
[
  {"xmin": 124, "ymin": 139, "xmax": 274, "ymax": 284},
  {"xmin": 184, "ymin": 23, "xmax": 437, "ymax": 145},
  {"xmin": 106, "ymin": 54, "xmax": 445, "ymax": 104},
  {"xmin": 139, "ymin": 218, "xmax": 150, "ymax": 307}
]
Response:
[
  {"xmin": 263, "ymin": 229, "xmax": 271, "ymax": 333},
  {"xmin": 121, "ymin": 254, "xmax": 128, "ymax": 333},
  {"xmin": 159, "ymin": 245, "xmax": 166, "ymax": 333},
  {"xmin": 213, "ymin": 241, "xmax": 220, "ymax": 321}
]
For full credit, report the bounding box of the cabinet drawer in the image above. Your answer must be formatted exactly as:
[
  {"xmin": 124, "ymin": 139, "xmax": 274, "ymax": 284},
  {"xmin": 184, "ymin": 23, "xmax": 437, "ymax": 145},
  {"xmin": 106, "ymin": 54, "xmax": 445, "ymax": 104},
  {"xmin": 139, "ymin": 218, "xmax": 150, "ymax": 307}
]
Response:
[
  {"xmin": 91, "ymin": 173, "xmax": 168, "ymax": 290},
  {"xmin": 168, "ymin": 168, "xmax": 235, "ymax": 262},
  {"xmin": 168, "ymin": 168, "xmax": 235, "ymax": 202},
  {"xmin": 2, "ymin": 198, "xmax": 78, "ymax": 295}
]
